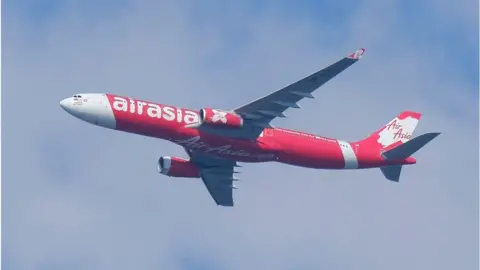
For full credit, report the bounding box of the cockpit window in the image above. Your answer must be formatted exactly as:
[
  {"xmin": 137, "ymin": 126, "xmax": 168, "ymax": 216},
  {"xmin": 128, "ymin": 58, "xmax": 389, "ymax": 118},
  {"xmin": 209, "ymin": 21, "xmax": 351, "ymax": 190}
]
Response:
[{"xmin": 73, "ymin": 95, "xmax": 82, "ymax": 98}]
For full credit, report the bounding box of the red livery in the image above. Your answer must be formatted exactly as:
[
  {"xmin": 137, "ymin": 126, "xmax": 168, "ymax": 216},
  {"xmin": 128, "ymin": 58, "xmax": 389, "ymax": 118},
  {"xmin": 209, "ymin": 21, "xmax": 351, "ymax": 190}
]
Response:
[
  {"xmin": 60, "ymin": 48, "xmax": 440, "ymax": 206},
  {"xmin": 159, "ymin": 156, "xmax": 200, "ymax": 178},
  {"xmin": 198, "ymin": 108, "xmax": 244, "ymax": 128}
]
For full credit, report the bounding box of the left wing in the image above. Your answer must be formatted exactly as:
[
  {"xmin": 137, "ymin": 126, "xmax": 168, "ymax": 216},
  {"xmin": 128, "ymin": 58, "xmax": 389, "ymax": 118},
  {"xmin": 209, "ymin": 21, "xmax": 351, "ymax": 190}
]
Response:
[{"xmin": 185, "ymin": 148, "xmax": 240, "ymax": 207}]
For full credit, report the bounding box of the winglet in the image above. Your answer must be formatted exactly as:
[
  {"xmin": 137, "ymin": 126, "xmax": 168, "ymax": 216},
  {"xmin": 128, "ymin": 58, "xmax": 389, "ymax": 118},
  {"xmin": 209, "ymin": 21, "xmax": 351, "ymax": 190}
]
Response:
[{"xmin": 347, "ymin": 48, "xmax": 366, "ymax": 60}]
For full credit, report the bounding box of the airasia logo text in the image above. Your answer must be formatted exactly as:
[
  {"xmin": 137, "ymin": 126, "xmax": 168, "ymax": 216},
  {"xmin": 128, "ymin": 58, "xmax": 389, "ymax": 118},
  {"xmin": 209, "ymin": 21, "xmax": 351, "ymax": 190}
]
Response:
[
  {"xmin": 392, "ymin": 128, "xmax": 412, "ymax": 140},
  {"xmin": 175, "ymin": 136, "xmax": 275, "ymax": 159},
  {"xmin": 386, "ymin": 119, "xmax": 412, "ymax": 140},
  {"xmin": 111, "ymin": 96, "xmax": 199, "ymax": 124},
  {"xmin": 385, "ymin": 119, "xmax": 401, "ymax": 130},
  {"xmin": 377, "ymin": 117, "xmax": 417, "ymax": 147}
]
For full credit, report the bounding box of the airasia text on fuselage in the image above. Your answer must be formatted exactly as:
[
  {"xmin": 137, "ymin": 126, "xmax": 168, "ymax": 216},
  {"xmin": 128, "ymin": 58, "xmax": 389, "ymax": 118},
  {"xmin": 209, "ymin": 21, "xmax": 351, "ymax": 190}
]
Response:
[
  {"xmin": 175, "ymin": 136, "xmax": 275, "ymax": 160},
  {"xmin": 109, "ymin": 95, "xmax": 275, "ymax": 160},
  {"xmin": 110, "ymin": 96, "xmax": 200, "ymax": 125}
]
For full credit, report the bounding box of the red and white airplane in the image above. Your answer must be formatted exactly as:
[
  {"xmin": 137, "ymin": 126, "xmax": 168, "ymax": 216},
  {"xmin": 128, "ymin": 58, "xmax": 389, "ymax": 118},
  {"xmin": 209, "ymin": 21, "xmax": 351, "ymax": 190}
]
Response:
[{"xmin": 60, "ymin": 48, "xmax": 440, "ymax": 206}]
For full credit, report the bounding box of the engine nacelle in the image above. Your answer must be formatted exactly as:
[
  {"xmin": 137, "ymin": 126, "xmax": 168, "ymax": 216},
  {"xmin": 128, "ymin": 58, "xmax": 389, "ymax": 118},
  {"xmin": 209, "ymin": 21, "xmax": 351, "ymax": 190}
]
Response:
[
  {"xmin": 158, "ymin": 156, "xmax": 200, "ymax": 178},
  {"xmin": 199, "ymin": 108, "xmax": 243, "ymax": 128}
]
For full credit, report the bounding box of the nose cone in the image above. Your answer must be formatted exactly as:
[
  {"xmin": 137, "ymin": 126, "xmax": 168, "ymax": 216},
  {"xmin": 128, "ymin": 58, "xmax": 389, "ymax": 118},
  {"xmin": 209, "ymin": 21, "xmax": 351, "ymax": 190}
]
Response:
[
  {"xmin": 59, "ymin": 98, "xmax": 72, "ymax": 112},
  {"xmin": 59, "ymin": 93, "xmax": 116, "ymax": 129},
  {"xmin": 59, "ymin": 96, "xmax": 83, "ymax": 118}
]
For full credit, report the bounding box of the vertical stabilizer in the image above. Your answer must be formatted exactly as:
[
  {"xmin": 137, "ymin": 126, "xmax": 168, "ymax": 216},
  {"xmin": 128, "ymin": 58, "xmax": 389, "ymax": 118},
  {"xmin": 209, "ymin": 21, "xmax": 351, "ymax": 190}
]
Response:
[
  {"xmin": 356, "ymin": 111, "xmax": 422, "ymax": 152},
  {"xmin": 355, "ymin": 111, "xmax": 440, "ymax": 182}
]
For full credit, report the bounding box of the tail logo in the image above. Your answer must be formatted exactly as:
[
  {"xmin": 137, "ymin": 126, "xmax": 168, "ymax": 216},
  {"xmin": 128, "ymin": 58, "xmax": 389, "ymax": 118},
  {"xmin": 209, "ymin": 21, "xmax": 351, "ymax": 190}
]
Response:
[
  {"xmin": 378, "ymin": 117, "xmax": 417, "ymax": 147},
  {"xmin": 393, "ymin": 128, "xmax": 412, "ymax": 140}
]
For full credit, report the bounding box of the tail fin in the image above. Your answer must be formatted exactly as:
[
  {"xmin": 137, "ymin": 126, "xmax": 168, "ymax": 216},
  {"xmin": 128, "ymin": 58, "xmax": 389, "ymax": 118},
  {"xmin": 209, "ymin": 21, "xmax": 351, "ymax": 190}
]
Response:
[
  {"xmin": 356, "ymin": 111, "xmax": 440, "ymax": 182},
  {"xmin": 356, "ymin": 111, "xmax": 422, "ymax": 152}
]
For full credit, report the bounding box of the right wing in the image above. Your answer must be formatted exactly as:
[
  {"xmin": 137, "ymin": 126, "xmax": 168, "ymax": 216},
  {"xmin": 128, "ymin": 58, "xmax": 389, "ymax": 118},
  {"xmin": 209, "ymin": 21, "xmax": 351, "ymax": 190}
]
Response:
[
  {"xmin": 185, "ymin": 148, "xmax": 240, "ymax": 207},
  {"xmin": 194, "ymin": 48, "xmax": 366, "ymax": 140},
  {"xmin": 234, "ymin": 48, "xmax": 365, "ymax": 135}
]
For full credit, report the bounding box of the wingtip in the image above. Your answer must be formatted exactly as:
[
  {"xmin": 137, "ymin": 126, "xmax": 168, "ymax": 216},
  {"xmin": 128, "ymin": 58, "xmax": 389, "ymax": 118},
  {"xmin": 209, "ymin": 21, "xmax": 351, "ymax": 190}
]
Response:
[
  {"xmin": 347, "ymin": 48, "xmax": 366, "ymax": 60},
  {"xmin": 427, "ymin": 132, "xmax": 442, "ymax": 138}
]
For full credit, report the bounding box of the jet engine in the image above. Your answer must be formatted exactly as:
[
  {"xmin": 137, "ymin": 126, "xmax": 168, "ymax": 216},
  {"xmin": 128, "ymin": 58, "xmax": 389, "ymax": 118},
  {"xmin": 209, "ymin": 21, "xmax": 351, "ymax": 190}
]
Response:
[
  {"xmin": 158, "ymin": 156, "xmax": 200, "ymax": 178},
  {"xmin": 199, "ymin": 108, "xmax": 243, "ymax": 128}
]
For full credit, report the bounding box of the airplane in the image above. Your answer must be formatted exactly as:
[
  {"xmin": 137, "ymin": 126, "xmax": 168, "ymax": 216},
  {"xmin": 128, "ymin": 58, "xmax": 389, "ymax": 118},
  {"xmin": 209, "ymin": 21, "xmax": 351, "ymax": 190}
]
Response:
[{"xmin": 59, "ymin": 48, "xmax": 440, "ymax": 207}]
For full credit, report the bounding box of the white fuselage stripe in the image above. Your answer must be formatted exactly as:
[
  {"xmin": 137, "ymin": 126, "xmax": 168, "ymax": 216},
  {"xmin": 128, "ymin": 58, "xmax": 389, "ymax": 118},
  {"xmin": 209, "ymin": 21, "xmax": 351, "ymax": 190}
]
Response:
[{"xmin": 337, "ymin": 140, "xmax": 358, "ymax": 169}]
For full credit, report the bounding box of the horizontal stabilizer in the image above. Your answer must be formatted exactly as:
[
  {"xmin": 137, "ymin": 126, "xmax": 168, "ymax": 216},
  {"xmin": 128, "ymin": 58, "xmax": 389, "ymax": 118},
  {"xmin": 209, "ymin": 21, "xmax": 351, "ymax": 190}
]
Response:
[
  {"xmin": 380, "ymin": 165, "xmax": 403, "ymax": 182},
  {"xmin": 382, "ymin": 132, "xmax": 440, "ymax": 160},
  {"xmin": 379, "ymin": 132, "xmax": 440, "ymax": 182}
]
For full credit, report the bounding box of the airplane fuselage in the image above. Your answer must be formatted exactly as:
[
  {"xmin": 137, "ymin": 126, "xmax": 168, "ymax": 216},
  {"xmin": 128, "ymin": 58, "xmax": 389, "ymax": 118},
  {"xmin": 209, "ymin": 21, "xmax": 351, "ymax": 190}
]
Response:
[
  {"xmin": 57, "ymin": 48, "xmax": 443, "ymax": 207},
  {"xmin": 60, "ymin": 93, "xmax": 413, "ymax": 170},
  {"xmin": 58, "ymin": 48, "xmax": 443, "ymax": 207}
]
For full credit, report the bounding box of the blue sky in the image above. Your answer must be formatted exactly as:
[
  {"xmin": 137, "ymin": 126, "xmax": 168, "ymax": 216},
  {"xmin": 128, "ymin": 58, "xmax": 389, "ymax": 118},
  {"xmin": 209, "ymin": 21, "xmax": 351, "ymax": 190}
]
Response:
[{"xmin": 3, "ymin": 0, "xmax": 478, "ymax": 269}]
